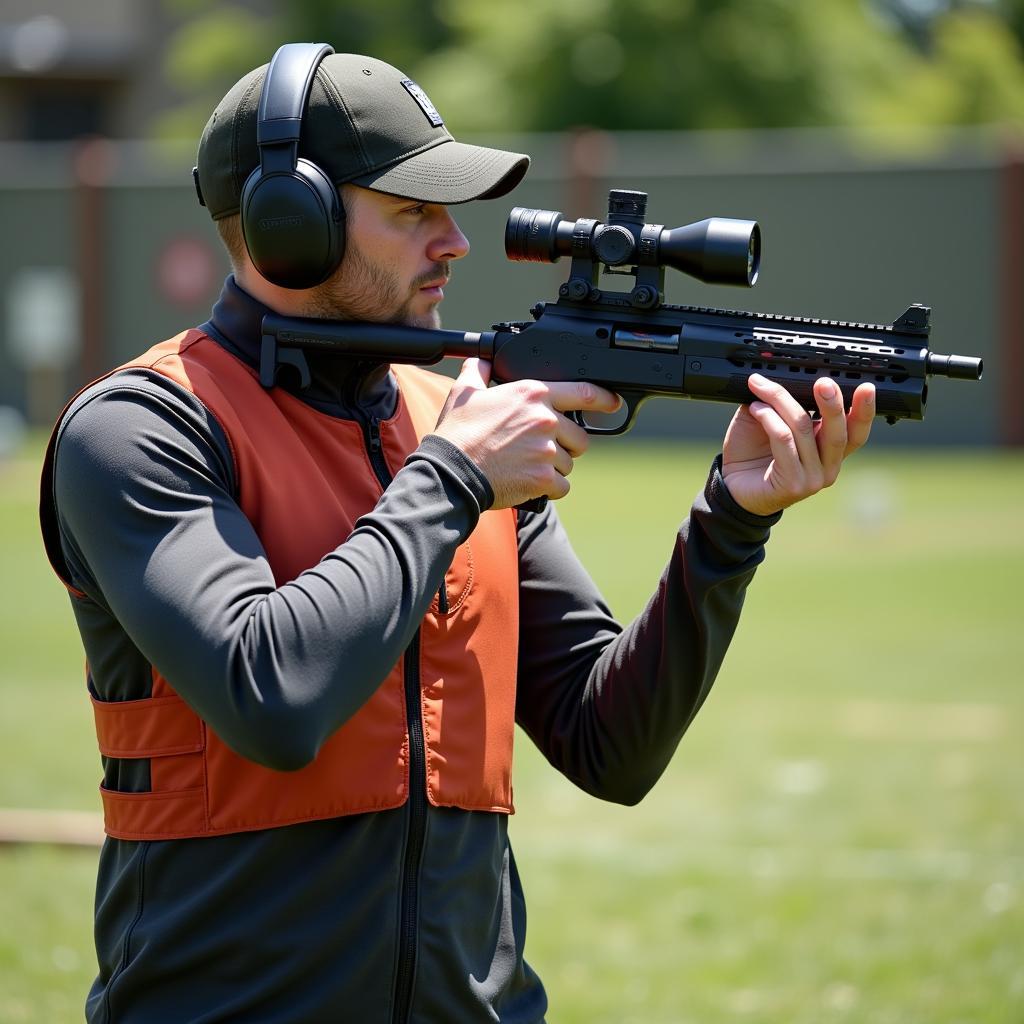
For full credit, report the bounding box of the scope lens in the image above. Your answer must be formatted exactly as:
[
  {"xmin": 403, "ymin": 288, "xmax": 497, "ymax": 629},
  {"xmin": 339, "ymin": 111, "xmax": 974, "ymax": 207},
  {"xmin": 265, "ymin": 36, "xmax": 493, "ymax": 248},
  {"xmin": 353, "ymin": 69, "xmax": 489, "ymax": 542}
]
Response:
[
  {"xmin": 505, "ymin": 207, "xmax": 565, "ymax": 263},
  {"xmin": 748, "ymin": 226, "xmax": 761, "ymax": 286}
]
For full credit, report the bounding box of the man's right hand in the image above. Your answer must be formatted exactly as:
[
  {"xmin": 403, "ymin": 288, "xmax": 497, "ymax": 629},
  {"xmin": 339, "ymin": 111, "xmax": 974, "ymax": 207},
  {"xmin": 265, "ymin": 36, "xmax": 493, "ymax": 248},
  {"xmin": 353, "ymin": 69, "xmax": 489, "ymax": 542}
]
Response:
[{"xmin": 431, "ymin": 358, "xmax": 621, "ymax": 510}]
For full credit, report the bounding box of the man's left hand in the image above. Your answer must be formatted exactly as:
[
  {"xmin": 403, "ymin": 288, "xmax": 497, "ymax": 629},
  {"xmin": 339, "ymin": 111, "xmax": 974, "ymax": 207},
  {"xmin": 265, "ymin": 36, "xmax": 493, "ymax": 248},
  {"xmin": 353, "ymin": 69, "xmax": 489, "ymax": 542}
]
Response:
[{"xmin": 721, "ymin": 374, "xmax": 875, "ymax": 517}]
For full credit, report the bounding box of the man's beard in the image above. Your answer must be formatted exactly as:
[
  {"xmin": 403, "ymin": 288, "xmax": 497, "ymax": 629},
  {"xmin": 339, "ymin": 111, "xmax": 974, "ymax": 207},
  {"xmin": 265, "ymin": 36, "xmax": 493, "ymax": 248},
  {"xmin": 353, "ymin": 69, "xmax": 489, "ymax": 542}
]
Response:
[{"xmin": 303, "ymin": 241, "xmax": 447, "ymax": 329}]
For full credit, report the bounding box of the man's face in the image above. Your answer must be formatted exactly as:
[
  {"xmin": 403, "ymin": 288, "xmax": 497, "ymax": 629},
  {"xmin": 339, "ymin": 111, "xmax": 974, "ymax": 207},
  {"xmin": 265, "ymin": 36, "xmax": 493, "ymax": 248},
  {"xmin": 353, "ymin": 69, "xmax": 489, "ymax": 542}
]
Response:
[{"xmin": 304, "ymin": 185, "xmax": 470, "ymax": 328}]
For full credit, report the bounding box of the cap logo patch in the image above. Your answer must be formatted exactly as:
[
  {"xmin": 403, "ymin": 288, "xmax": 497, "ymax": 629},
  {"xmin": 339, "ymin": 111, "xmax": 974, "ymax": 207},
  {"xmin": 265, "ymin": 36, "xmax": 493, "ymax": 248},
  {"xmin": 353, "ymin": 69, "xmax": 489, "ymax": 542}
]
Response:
[{"xmin": 401, "ymin": 79, "xmax": 444, "ymax": 128}]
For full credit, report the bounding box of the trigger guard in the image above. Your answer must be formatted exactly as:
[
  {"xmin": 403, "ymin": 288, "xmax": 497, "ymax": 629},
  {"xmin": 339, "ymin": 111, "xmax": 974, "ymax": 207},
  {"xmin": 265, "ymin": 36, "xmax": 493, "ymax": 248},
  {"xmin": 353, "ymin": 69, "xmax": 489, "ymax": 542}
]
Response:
[{"xmin": 570, "ymin": 393, "xmax": 642, "ymax": 436}]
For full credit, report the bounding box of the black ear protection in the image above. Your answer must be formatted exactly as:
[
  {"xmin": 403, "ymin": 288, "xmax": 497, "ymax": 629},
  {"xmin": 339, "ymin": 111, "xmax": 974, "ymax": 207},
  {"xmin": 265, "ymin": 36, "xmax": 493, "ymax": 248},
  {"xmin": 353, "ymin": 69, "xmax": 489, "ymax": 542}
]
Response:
[{"xmin": 239, "ymin": 43, "xmax": 345, "ymax": 289}]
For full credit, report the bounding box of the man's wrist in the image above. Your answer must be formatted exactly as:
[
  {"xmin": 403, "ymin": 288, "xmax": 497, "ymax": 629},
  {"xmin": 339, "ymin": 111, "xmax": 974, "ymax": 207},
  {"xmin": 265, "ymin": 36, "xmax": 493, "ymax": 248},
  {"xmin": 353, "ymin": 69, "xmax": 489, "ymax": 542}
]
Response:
[
  {"xmin": 707, "ymin": 454, "xmax": 783, "ymax": 528},
  {"xmin": 412, "ymin": 434, "xmax": 495, "ymax": 513}
]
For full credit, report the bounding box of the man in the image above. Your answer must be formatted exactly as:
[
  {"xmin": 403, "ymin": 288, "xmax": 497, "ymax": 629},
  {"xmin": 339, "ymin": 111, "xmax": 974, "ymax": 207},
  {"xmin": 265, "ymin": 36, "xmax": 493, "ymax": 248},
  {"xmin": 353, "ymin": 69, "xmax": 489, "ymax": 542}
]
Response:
[{"xmin": 40, "ymin": 45, "xmax": 873, "ymax": 1023}]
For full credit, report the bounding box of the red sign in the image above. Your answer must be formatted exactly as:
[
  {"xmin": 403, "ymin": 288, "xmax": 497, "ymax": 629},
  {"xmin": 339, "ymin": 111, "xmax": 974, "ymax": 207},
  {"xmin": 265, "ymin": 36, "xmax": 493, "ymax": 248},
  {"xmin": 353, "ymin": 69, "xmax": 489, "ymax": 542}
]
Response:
[{"xmin": 155, "ymin": 236, "xmax": 220, "ymax": 308}]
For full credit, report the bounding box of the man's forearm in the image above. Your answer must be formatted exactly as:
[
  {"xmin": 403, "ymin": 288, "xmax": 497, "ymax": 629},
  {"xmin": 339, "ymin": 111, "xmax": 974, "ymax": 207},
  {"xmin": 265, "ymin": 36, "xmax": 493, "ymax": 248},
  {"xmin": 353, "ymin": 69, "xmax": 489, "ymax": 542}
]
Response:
[{"xmin": 514, "ymin": 458, "xmax": 779, "ymax": 804}]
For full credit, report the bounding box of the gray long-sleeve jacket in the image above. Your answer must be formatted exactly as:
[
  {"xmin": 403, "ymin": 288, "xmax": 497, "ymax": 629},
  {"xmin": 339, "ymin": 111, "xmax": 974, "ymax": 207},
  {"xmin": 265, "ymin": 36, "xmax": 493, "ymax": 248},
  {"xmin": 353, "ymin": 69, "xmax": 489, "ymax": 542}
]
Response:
[{"xmin": 44, "ymin": 277, "xmax": 780, "ymax": 1023}]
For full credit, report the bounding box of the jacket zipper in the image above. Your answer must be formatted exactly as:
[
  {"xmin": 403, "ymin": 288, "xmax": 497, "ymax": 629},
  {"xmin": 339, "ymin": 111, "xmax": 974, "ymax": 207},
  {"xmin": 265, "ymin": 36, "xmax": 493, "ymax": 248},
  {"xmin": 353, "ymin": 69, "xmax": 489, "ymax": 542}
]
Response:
[
  {"xmin": 367, "ymin": 415, "xmax": 449, "ymax": 615},
  {"xmin": 393, "ymin": 631, "xmax": 427, "ymax": 1024},
  {"xmin": 364, "ymin": 415, "xmax": 391, "ymax": 490},
  {"xmin": 360, "ymin": 414, "xmax": 428, "ymax": 1024}
]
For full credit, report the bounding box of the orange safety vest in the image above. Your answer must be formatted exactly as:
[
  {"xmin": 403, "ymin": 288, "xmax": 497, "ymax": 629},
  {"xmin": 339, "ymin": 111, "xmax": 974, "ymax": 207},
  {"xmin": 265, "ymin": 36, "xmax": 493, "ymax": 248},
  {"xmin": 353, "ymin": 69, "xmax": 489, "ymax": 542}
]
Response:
[{"xmin": 41, "ymin": 330, "xmax": 520, "ymax": 841}]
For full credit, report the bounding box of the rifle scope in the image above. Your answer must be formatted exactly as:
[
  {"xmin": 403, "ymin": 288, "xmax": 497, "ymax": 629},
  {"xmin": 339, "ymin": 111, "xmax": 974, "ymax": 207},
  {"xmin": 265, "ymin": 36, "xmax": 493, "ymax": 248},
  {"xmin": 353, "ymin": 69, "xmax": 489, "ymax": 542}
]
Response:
[{"xmin": 505, "ymin": 189, "xmax": 761, "ymax": 287}]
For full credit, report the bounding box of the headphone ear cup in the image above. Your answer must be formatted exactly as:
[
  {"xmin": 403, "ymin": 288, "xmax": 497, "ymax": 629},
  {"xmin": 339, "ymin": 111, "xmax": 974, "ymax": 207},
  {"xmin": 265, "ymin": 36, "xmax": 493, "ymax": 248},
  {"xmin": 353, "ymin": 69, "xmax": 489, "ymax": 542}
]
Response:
[{"xmin": 240, "ymin": 159, "xmax": 344, "ymax": 289}]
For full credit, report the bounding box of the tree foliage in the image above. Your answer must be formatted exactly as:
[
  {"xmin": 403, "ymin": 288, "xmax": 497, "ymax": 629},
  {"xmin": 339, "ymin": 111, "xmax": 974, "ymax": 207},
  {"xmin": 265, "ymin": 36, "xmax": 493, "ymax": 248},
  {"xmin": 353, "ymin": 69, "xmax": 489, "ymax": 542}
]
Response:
[{"xmin": 157, "ymin": 0, "xmax": 1024, "ymax": 139}]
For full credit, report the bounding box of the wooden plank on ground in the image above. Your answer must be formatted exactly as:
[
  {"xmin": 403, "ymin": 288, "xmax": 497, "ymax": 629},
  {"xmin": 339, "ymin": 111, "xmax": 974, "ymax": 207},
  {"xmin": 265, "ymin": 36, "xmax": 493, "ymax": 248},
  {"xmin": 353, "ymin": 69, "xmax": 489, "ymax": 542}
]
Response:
[{"xmin": 0, "ymin": 808, "xmax": 103, "ymax": 847}]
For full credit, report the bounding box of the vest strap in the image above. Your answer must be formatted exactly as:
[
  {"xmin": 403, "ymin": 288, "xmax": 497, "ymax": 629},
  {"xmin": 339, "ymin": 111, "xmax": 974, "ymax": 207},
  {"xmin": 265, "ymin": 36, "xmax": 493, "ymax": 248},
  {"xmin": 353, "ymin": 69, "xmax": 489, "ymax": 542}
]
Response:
[
  {"xmin": 99, "ymin": 785, "xmax": 208, "ymax": 841},
  {"xmin": 92, "ymin": 693, "xmax": 204, "ymax": 759}
]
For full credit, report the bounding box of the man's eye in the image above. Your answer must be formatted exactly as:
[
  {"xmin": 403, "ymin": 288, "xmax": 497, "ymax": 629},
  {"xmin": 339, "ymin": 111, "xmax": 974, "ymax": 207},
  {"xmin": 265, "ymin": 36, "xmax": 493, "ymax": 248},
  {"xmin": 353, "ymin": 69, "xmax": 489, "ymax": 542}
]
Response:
[{"xmin": 405, "ymin": 204, "xmax": 427, "ymax": 216}]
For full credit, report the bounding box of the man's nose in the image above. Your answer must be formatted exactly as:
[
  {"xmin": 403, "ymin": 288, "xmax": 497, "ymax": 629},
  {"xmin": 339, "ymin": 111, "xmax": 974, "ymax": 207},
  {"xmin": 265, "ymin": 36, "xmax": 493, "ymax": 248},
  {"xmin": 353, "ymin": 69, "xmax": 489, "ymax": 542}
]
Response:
[{"xmin": 428, "ymin": 208, "xmax": 470, "ymax": 262}]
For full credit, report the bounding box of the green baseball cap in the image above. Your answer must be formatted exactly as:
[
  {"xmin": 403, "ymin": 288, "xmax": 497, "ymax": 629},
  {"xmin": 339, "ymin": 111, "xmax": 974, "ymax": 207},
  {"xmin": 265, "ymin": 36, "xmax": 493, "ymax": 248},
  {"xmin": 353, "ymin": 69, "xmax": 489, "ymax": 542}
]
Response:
[{"xmin": 195, "ymin": 52, "xmax": 530, "ymax": 220}]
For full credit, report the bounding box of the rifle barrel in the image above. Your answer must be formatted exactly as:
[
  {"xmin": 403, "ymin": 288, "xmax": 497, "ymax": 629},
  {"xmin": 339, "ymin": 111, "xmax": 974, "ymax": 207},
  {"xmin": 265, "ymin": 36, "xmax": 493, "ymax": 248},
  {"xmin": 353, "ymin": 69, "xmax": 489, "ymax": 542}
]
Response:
[{"xmin": 927, "ymin": 353, "xmax": 983, "ymax": 380}]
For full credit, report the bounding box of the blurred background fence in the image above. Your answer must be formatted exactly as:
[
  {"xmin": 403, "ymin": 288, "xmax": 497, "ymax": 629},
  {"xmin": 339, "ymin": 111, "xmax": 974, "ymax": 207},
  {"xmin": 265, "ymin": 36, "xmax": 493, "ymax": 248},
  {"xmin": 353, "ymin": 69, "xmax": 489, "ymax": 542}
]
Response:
[{"xmin": 0, "ymin": 127, "xmax": 1021, "ymax": 445}]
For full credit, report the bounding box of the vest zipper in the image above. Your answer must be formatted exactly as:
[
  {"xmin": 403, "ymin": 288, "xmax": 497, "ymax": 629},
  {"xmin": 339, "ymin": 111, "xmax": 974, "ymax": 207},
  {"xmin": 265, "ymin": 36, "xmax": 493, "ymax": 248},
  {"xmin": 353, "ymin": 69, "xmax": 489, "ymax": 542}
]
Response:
[{"xmin": 358, "ymin": 412, "xmax": 428, "ymax": 1024}]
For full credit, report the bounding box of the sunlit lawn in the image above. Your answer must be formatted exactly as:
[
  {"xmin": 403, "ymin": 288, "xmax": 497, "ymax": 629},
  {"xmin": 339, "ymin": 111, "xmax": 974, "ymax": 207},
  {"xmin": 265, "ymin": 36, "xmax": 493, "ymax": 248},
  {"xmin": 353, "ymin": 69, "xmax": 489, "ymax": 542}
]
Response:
[{"xmin": 2, "ymin": 435, "xmax": 1022, "ymax": 1022}]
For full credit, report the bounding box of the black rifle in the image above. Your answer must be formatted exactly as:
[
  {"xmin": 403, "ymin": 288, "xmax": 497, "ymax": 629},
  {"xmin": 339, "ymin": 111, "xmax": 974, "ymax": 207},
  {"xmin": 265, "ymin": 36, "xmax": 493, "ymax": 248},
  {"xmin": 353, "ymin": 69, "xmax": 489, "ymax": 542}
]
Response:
[{"xmin": 259, "ymin": 189, "xmax": 982, "ymax": 434}]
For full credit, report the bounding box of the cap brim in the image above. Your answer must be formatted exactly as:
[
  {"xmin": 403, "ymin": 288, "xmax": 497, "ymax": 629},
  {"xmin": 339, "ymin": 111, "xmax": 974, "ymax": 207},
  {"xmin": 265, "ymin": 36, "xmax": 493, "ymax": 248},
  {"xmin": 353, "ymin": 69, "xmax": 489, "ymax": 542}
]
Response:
[{"xmin": 348, "ymin": 139, "xmax": 529, "ymax": 204}]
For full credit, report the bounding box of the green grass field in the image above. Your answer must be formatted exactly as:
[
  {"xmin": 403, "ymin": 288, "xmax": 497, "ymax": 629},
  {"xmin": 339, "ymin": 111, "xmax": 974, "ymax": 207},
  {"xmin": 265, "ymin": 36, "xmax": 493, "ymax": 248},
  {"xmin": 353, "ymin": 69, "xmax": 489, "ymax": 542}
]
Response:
[{"xmin": 2, "ymin": 436, "xmax": 1022, "ymax": 1023}]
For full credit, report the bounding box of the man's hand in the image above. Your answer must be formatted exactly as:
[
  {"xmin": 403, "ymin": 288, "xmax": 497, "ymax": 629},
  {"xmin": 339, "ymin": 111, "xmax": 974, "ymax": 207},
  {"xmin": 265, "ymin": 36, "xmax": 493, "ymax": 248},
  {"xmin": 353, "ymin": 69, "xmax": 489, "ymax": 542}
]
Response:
[
  {"xmin": 431, "ymin": 358, "xmax": 621, "ymax": 510},
  {"xmin": 721, "ymin": 374, "xmax": 875, "ymax": 517}
]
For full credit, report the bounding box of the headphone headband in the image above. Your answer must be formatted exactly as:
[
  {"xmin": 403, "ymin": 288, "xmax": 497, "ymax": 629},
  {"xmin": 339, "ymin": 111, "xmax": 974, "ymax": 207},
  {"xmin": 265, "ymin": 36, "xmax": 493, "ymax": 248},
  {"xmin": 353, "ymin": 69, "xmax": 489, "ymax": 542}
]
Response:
[
  {"xmin": 256, "ymin": 42, "xmax": 334, "ymax": 148},
  {"xmin": 240, "ymin": 42, "xmax": 345, "ymax": 291}
]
